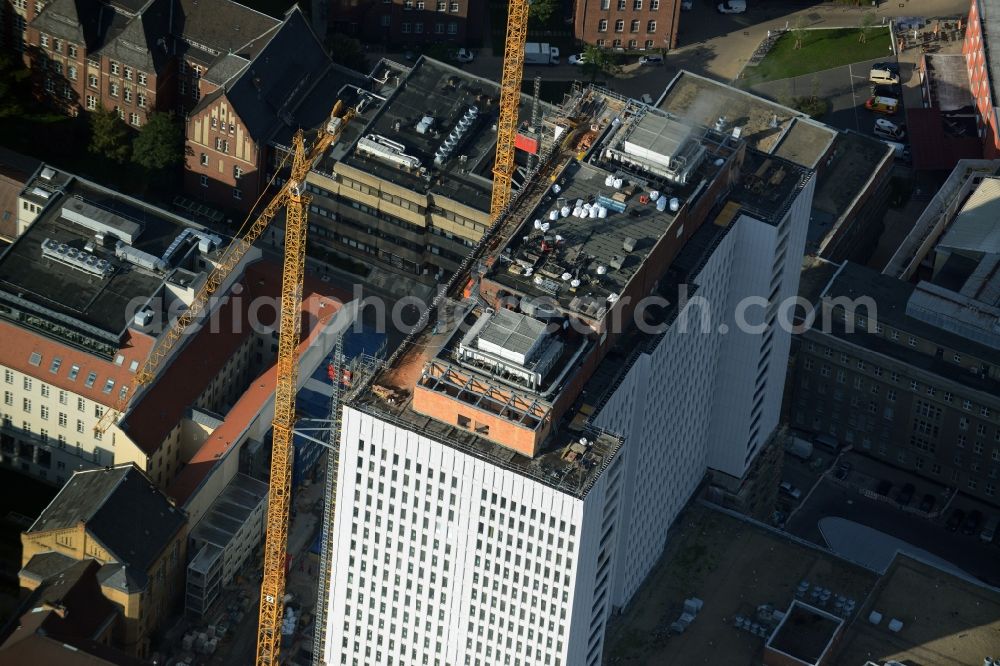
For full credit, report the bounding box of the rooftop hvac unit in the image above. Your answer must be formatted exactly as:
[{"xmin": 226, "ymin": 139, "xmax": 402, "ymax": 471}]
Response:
[
  {"xmin": 40, "ymin": 238, "xmax": 115, "ymax": 278},
  {"xmin": 415, "ymin": 115, "xmax": 435, "ymax": 134},
  {"xmin": 116, "ymin": 242, "xmax": 167, "ymax": 272},
  {"xmin": 134, "ymin": 308, "xmax": 154, "ymax": 327},
  {"xmin": 357, "ymin": 134, "xmax": 421, "ymax": 170}
]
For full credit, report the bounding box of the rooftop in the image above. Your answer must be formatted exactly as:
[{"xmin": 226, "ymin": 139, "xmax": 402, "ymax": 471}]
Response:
[
  {"xmin": 602, "ymin": 503, "xmax": 878, "ymax": 665},
  {"xmin": 659, "ymin": 71, "xmax": 837, "ymax": 169},
  {"xmin": 349, "ymin": 85, "xmax": 811, "ymax": 497},
  {"xmin": 320, "ymin": 57, "xmax": 548, "ymax": 213},
  {"xmin": 189, "ymin": 473, "xmax": 267, "ymax": 548},
  {"xmin": 27, "ymin": 465, "xmax": 185, "ymax": 591},
  {"xmin": 923, "ymin": 54, "xmax": 975, "ymax": 112},
  {"xmin": 766, "ymin": 601, "xmax": 844, "ymax": 665},
  {"xmin": 1, "ymin": 165, "xmax": 227, "ymax": 350},
  {"xmin": 832, "ymin": 555, "xmax": 1000, "ymax": 666},
  {"xmin": 938, "ymin": 175, "xmax": 1000, "ymax": 255}
]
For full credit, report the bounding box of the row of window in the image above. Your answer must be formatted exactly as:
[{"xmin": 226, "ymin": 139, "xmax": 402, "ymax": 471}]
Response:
[
  {"xmin": 597, "ymin": 18, "xmax": 657, "ymax": 33},
  {"xmin": 399, "ymin": 0, "xmax": 461, "ymax": 10},
  {"xmin": 108, "ymin": 61, "xmax": 148, "ymax": 85},
  {"xmin": 389, "ymin": 19, "xmax": 460, "ymax": 34},
  {"xmin": 599, "ymin": 0, "xmax": 662, "ymax": 9},
  {"xmin": 595, "ymin": 38, "xmax": 657, "ymax": 49},
  {"xmin": 37, "ymin": 33, "xmax": 78, "ymax": 58},
  {"xmin": 197, "ymin": 174, "xmax": 243, "ymax": 200}
]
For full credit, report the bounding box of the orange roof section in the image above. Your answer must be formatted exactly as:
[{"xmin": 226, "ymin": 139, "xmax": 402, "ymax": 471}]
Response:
[{"xmin": 164, "ymin": 264, "xmax": 347, "ymax": 506}]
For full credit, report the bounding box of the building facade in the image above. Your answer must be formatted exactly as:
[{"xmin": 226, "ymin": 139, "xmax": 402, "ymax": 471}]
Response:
[
  {"xmin": 573, "ymin": 0, "xmax": 680, "ymax": 51},
  {"xmin": 319, "ymin": 86, "xmax": 814, "ymax": 665},
  {"xmin": 964, "ymin": 0, "xmax": 1000, "ymax": 158},
  {"xmin": 326, "ymin": 0, "xmax": 483, "ymax": 47}
]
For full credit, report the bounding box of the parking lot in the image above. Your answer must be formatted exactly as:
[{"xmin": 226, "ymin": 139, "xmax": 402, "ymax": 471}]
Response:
[
  {"xmin": 748, "ymin": 57, "xmax": 903, "ymax": 134},
  {"xmin": 782, "ymin": 450, "xmax": 1000, "ymax": 586}
]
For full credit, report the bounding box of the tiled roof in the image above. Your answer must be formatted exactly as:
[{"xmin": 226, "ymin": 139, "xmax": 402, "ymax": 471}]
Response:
[
  {"xmin": 175, "ymin": 0, "xmax": 280, "ymax": 58},
  {"xmin": 27, "ymin": 465, "xmax": 185, "ymax": 590},
  {"xmin": 190, "ymin": 7, "xmax": 331, "ymax": 143},
  {"xmin": 0, "ymin": 319, "xmax": 155, "ymax": 407},
  {"xmin": 166, "ymin": 267, "xmax": 347, "ymax": 506}
]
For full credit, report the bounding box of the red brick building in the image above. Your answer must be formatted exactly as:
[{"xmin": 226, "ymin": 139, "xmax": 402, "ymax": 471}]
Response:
[
  {"xmin": 13, "ymin": 0, "xmax": 281, "ymax": 124},
  {"xmin": 183, "ymin": 8, "xmax": 362, "ymax": 215},
  {"xmin": 328, "ymin": 0, "xmax": 483, "ymax": 48},
  {"xmin": 573, "ymin": 0, "xmax": 679, "ymax": 51},
  {"xmin": 964, "ymin": 0, "xmax": 1000, "ymax": 158}
]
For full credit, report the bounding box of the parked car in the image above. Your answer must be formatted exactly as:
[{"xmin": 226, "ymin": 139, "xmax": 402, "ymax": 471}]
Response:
[
  {"xmin": 962, "ymin": 510, "xmax": 984, "ymax": 536},
  {"xmin": 873, "ymin": 118, "xmax": 906, "ymax": 140},
  {"xmin": 897, "ymin": 483, "xmax": 915, "ymax": 506},
  {"xmin": 717, "ymin": 0, "xmax": 746, "ymax": 13},
  {"xmin": 946, "ymin": 508, "xmax": 966, "ymax": 532},
  {"xmin": 568, "ymin": 53, "xmax": 587, "ymax": 65},
  {"xmin": 834, "ymin": 461, "xmax": 851, "ymax": 480},
  {"xmin": 981, "ymin": 514, "xmax": 999, "ymax": 543},
  {"xmin": 875, "ymin": 479, "xmax": 893, "ymax": 496},
  {"xmin": 639, "ymin": 54, "xmax": 664, "ymax": 65},
  {"xmin": 872, "ymin": 61, "xmax": 900, "ymax": 74},
  {"xmin": 871, "ymin": 83, "xmax": 902, "ymax": 98},
  {"xmin": 453, "ymin": 48, "xmax": 474, "ymax": 64},
  {"xmin": 866, "ymin": 96, "xmax": 899, "ymax": 114},
  {"xmin": 869, "ymin": 65, "xmax": 901, "ymax": 85},
  {"xmin": 918, "ymin": 493, "xmax": 936, "ymax": 513},
  {"xmin": 779, "ymin": 481, "xmax": 802, "ymax": 500}
]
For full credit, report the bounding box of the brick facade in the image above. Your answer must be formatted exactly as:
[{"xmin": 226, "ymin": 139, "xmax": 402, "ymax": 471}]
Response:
[
  {"xmin": 329, "ymin": 0, "xmax": 483, "ymax": 47},
  {"xmin": 964, "ymin": 0, "xmax": 1000, "ymax": 158},
  {"xmin": 574, "ymin": 0, "xmax": 679, "ymax": 51}
]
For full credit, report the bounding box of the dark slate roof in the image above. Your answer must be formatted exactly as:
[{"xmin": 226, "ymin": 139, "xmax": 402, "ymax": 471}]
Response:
[
  {"xmin": 175, "ymin": 0, "xmax": 280, "ymax": 58},
  {"xmin": 269, "ymin": 63, "xmax": 369, "ymax": 149},
  {"xmin": 95, "ymin": 0, "xmax": 174, "ymax": 73},
  {"xmin": 28, "ymin": 0, "xmax": 102, "ymax": 48},
  {"xmin": 18, "ymin": 552, "xmax": 77, "ymax": 585},
  {"xmin": 0, "ymin": 559, "xmax": 141, "ymax": 665},
  {"xmin": 203, "ymin": 52, "xmax": 250, "ymax": 86},
  {"xmin": 191, "ymin": 7, "xmax": 331, "ymax": 143},
  {"xmin": 27, "ymin": 465, "xmax": 185, "ymax": 590}
]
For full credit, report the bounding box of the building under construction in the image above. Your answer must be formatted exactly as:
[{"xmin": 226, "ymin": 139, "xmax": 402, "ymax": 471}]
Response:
[{"xmin": 314, "ymin": 73, "xmax": 817, "ymax": 666}]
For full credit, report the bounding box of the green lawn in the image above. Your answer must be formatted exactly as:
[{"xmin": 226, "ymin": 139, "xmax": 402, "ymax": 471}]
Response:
[{"xmin": 740, "ymin": 27, "xmax": 892, "ymax": 87}]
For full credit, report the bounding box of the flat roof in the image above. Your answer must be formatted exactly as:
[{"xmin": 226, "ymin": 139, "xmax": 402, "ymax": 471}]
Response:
[
  {"xmin": 810, "ymin": 132, "xmax": 893, "ymax": 249},
  {"xmin": 832, "ymin": 554, "xmax": 1000, "ymax": 666},
  {"xmin": 189, "ymin": 473, "xmax": 268, "ymax": 549},
  {"xmin": 924, "ymin": 54, "xmax": 975, "ymax": 111},
  {"xmin": 602, "ymin": 503, "xmax": 878, "ymax": 665},
  {"xmin": 659, "ymin": 71, "xmax": 837, "ymax": 169},
  {"xmin": 321, "ymin": 57, "xmax": 546, "ymax": 213},
  {"xmin": 0, "ymin": 165, "xmax": 226, "ymax": 342},
  {"xmin": 767, "ymin": 601, "xmax": 843, "ymax": 665}
]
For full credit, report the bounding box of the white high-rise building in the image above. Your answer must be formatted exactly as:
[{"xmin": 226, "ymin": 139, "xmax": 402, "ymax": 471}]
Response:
[{"xmin": 319, "ymin": 88, "xmax": 815, "ymax": 666}]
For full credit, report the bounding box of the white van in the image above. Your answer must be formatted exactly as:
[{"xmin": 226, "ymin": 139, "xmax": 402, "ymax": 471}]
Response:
[
  {"xmin": 869, "ymin": 66, "xmax": 900, "ymax": 85},
  {"xmin": 717, "ymin": 0, "xmax": 746, "ymax": 13},
  {"xmin": 982, "ymin": 514, "xmax": 999, "ymax": 543},
  {"xmin": 873, "ymin": 118, "xmax": 905, "ymax": 140}
]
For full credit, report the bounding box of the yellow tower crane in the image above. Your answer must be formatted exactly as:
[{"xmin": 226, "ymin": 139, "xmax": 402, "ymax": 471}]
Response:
[
  {"xmin": 90, "ymin": 102, "xmax": 354, "ymax": 666},
  {"xmin": 489, "ymin": 0, "xmax": 531, "ymax": 221}
]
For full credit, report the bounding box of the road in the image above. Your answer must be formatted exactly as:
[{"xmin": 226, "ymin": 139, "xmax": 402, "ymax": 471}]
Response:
[{"xmin": 446, "ymin": 0, "xmax": 969, "ymax": 102}]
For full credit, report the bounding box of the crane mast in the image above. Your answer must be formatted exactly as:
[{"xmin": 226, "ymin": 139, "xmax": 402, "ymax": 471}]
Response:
[{"xmin": 490, "ymin": 0, "xmax": 531, "ymax": 221}]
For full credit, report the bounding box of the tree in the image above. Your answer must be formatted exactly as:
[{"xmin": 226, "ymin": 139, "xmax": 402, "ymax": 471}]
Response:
[
  {"xmin": 859, "ymin": 10, "xmax": 876, "ymax": 43},
  {"xmin": 581, "ymin": 45, "xmax": 620, "ymax": 82},
  {"xmin": 326, "ymin": 33, "xmax": 368, "ymax": 73},
  {"xmin": 89, "ymin": 106, "xmax": 131, "ymax": 163},
  {"xmin": 528, "ymin": 0, "xmax": 559, "ymax": 25},
  {"xmin": 132, "ymin": 112, "xmax": 183, "ymax": 170},
  {"xmin": 0, "ymin": 53, "xmax": 30, "ymax": 118}
]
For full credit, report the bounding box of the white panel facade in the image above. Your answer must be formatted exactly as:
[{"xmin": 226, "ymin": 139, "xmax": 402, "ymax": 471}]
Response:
[{"xmin": 324, "ymin": 406, "xmax": 617, "ymax": 666}]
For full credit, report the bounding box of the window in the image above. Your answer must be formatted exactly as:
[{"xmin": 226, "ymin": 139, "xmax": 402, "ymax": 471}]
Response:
[
  {"xmin": 200, "ymin": 153, "xmax": 208, "ymax": 166},
  {"xmin": 618, "ymin": 0, "xmax": 626, "ymax": 8},
  {"xmin": 233, "ymin": 188, "xmax": 242, "ymax": 200},
  {"xmin": 200, "ymin": 174, "xmax": 208, "ymax": 187},
  {"xmin": 598, "ymin": 19, "xmax": 608, "ymax": 31},
  {"xmin": 612, "ymin": 38, "xmax": 622, "ymax": 48},
  {"xmin": 68, "ymin": 365, "xmax": 80, "ymax": 380},
  {"xmin": 138, "ymin": 72, "xmax": 147, "ymax": 85},
  {"xmin": 67, "ymin": 65, "xmax": 77, "ymax": 80},
  {"xmin": 88, "ymin": 73, "xmax": 97, "ymax": 88},
  {"xmin": 598, "ymin": 38, "xmax": 607, "ymax": 47},
  {"xmin": 58, "ymin": 412, "xmax": 66, "ymax": 426},
  {"xmin": 129, "ymin": 112, "xmax": 140, "ymax": 126},
  {"xmin": 416, "ymin": 0, "xmax": 424, "ymax": 8},
  {"xmin": 45, "ymin": 78, "xmax": 55, "ymax": 93},
  {"xmin": 123, "ymin": 88, "xmax": 132, "ymax": 103},
  {"xmin": 102, "ymin": 378, "xmax": 114, "ymax": 394},
  {"xmin": 381, "ymin": 15, "xmax": 391, "ymax": 26},
  {"xmin": 110, "ymin": 82, "xmax": 119, "ymax": 97},
  {"xmin": 40, "ymin": 34, "xmax": 49, "ymax": 48},
  {"xmin": 414, "ymin": 22, "xmax": 423, "ymax": 33},
  {"xmin": 84, "ymin": 372, "xmax": 97, "ymax": 388},
  {"xmin": 233, "ymin": 165, "xmax": 243, "ymax": 179},
  {"xmin": 137, "ymin": 93, "xmax": 146, "ymax": 108},
  {"xmin": 628, "ymin": 38, "xmax": 637, "ymax": 48},
  {"xmin": 3, "ymin": 392, "xmax": 11, "ymax": 406},
  {"xmin": 124, "ymin": 66, "xmax": 132, "ymax": 80},
  {"xmin": 110, "ymin": 61, "xmax": 120, "ymax": 75},
  {"xmin": 448, "ymin": 21, "xmax": 457, "ymax": 34},
  {"xmin": 647, "ymin": 20, "xmax": 656, "ymax": 32},
  {"xmin": 908, "ymin": 336, "xmax": 917, "ymax": 347},
  {"xmin": 449, "ymin": 0, "xmax": 459, "ymax": 9},
  {"xmin": 644, "ymin": 39, "xmax": 653, "ymax": 48},
  {"xmin": 614, "ymin": 19, "xmax": 624, "ymax": 32},
  {"xmin": 437, "ymin": 0, "xmax": 445, "ymax": 8},
  {"xmin": 23, "ymin": 398, "xmax": 31, "ymax": 413},
  {"xmin": 68, "ymin": 44, "xmax": 77, "ymax": 58}
]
